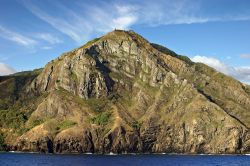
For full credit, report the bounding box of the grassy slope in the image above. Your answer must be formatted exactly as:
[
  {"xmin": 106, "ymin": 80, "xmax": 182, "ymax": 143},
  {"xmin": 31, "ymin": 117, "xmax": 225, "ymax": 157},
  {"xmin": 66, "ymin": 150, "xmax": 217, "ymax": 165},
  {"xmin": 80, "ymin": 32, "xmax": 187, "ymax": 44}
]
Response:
[
  {"xmin": 0, "ymin": 68, "xmax": 43, "ymax": 137},
  {"xmin": 153, "ymin": 43, "xmax": 250, "ymax": 128}
]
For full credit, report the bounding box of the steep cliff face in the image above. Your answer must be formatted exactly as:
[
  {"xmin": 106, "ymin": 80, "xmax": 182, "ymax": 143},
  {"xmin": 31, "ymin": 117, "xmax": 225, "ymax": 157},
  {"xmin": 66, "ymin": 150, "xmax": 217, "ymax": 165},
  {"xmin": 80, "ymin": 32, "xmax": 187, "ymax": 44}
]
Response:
[{"xmin": 0, "ymin": 30, "xmax": 250, "ymax": 154}]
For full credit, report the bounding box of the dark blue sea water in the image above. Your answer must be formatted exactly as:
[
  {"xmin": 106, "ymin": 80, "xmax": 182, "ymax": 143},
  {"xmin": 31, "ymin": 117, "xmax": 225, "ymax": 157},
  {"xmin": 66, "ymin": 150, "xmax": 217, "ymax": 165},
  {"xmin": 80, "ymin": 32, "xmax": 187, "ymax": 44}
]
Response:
[{"xmin": 1, "ymin": 153, "xmax": 250, "ymax": 166}]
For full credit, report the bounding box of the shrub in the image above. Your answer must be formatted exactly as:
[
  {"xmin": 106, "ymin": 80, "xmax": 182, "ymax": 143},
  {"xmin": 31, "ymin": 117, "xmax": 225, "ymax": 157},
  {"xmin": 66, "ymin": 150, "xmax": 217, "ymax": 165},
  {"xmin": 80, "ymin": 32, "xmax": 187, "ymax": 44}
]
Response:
[
  {"xmin": 0, "ymin": 109, "xmax": 27, "ymax": 129},
  {"xmin": 85, "ymin": 98, "xmax": 110, "ymax": 112},
  {"xmin": 177, "ymin": 55, "xmax": 194, "ymax": 65},
  {"xmin": 196, "ymin": 83, "xmax": 205, "ymax": 92},
  {"xmin": 91, "ymin": 112, "xmax": 112, "ymax": 126},
  {"xmin": 151, "ymin": 43, "xmax": 194, "ymax": 65},
  {"xmin": 44, "ymin": 119, "xmax": 77, "ymax": 135},
  {"xmin": 27, "ymin": 119, "xmax": 44, "ymax": 130},
  {"xmin": 131, "ymin": 121, "xmax": 142, "ymax": 129},
  {"xmin": 57, "ymin": 120, "xmax": 77, "ymax": 130},
  {"xmin": 195, "ymin": 63, "xmax": 204, "ymax": 72}
]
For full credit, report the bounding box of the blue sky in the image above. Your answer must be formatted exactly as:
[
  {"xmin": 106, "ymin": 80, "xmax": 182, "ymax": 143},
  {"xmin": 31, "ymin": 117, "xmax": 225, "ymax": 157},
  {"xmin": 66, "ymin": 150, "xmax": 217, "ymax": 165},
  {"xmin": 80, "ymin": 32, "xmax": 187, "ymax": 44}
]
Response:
[{"xmin": 0, "ymin": 0, "xmax": 250, "ymax": 84}]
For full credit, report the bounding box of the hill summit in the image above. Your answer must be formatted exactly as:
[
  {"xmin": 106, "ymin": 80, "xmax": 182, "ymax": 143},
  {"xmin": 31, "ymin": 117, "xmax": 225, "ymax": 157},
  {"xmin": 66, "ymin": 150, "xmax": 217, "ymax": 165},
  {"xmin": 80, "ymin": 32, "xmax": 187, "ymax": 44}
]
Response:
[{"xmin": 0, "ymin": 30, "xmax": 250, "ymax": 154}]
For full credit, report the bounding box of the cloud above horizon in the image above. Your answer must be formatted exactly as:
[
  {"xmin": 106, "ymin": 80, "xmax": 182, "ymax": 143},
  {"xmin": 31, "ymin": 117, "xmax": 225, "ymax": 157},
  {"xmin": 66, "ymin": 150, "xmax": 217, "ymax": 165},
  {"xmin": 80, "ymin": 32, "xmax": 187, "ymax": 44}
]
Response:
[
  {"xmin": 191, "ymin": 55, "xmax": 250, "ymax": 85},
  {"xmin": 240, "ymin": 54, "xmax": 250, "ymax": 59},
  {"xmin": 21, "ymin": 0, "xmax": 250, "ymax": 43},
  {"xmin": 0, "ymin": 25, "xmax": 36, "ymax": 47},
  {"xmin": 22, "ymin": 1, "xmax": 138, "ymax": 43},
  {"xmin": 0, "ymin": 24, "xmax": 62, "ymax": 51},
  {"xmin": 34, "ymin": 33, "xmax": 62, "ymax": 44},
  {"xmin": 0, "ymin": 62, "xmax": 16, "ymax": 76}
]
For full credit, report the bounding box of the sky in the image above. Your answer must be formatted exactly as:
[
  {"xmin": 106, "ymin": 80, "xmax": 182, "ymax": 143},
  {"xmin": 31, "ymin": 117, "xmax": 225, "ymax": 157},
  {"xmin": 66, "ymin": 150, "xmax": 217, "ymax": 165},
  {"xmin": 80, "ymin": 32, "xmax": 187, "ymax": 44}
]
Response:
[{"xmin": 0, "ymin": 0, "xmax": 249, "ymax": 84}]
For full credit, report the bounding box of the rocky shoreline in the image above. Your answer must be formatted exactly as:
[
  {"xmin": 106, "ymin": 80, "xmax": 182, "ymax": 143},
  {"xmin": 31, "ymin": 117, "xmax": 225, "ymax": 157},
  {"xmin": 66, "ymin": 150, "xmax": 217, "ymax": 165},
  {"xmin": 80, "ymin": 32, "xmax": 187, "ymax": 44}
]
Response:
[{"xmin": 2, "ymin": 150, "xmax": 250, "ymax": 155}]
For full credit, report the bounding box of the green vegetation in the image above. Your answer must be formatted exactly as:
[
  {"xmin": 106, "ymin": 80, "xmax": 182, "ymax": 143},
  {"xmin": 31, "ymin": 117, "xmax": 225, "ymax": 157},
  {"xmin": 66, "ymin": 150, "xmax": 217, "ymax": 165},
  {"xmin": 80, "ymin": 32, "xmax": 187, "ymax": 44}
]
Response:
[
  {"xmin": 196, "ymin": 82, "xmax": 205, "ymax": 92},
  {"xmin": 91, "ymin": 112, "xmax": 112, "ymax": 126},
  {"xmin": 131, "ymin": 121, "xmax": 142, "ymax": 129},
  {"xmin": 215, "ymin": 72, "xmax": 227, "ymax": 80},
  {"xmin": 0, "ymin": 109, "xmax": 28, "ymax": 130},
  {"xmin": 45, "ymin": 119, "xmax": 77, "ymax": 135},
  {"xmin": 57, "ymin": 87, "xmax": 110, "ymax": 112},
  {"xmin": 28, "ymin": 119, "xmax": 44, "ymax": 129},
  {"xmin": 195, "ymin": 63, "xmax": 238, "ymax": 88},
  {"xmin": 151, "ymin": 43, "xmax": 194, "ymax": 65},
  {"xmin": 177, "ymin": 55, "xmax": 194, "ymax": 65},
  {"xmin": 11, "ymin": 68, "xmax": 43, "ymax": 77},
  {"xmin": 0, "ymin": 108, "xmax": 31, "ymax": 135},
  {"xmin": 0, "ymin": 93, "xmax": 43, "ymax": 134},
  {"xmin": 56, "ymin": 120, "xmax": 77, "ymax": 131},
  {"xmin": 0, "ymin": 78, "xmax": 16, "ymax": 110},
  {"xmin": 194, "ymin": 63, "xmax": 204, "ymax": 72},
  {"xmin": 0, "ymin": 67, "xmax": 42, "ymax": 110},
  {"xmin": 195, "ymin": 63, "xmax": 215, "ymax": 75},
  {"xmin": 71, "ymin": 72, "xmax": 78, "ymax": 84},
  {"xmin": 81, "ymin": 37, "xmax": 100, "ymax": 49},
  {"xmin": 86, "ymin": 98, "xmax": 110, "ymax": 112}
]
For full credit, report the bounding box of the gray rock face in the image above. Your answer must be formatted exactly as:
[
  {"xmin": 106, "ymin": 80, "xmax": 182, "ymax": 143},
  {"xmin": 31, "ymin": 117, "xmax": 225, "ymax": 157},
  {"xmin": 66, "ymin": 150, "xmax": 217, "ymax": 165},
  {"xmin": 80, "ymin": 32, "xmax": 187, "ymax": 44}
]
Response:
[{"xmin": 30, "ymin": 30, "xmax": 172, "ymax": 100}]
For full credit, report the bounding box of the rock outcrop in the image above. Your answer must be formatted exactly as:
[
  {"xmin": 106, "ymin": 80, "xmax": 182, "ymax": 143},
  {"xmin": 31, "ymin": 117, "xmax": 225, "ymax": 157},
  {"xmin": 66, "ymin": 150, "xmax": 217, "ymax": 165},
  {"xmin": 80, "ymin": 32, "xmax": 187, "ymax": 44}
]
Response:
[{"xmin": 0, "ymin": 30, "xmax": 250, "ymax": 154}]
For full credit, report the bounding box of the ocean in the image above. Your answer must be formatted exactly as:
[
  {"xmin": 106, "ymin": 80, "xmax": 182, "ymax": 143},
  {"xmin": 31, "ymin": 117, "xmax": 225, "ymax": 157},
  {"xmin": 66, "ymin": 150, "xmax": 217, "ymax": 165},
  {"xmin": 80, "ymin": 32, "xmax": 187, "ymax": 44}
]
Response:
[{"xmin": 1, "ymin": 153, "xmax": 250, "ymax": 166}]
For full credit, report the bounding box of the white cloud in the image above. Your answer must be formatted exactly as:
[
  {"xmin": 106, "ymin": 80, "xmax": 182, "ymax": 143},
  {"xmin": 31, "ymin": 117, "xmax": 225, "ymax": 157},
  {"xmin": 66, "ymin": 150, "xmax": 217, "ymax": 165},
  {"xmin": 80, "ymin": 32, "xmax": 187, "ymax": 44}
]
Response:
[
  {"xmin": 20, "ymin": 0, "xmax": 250, "ymax": 43},
  {"xmin": 34, "ymin": 33, "xmax": 62, "ymax": 44},
  {"xmin": 191, "ymin": 56, "xmax": 231, "ymax": 74},
  {"xmin": 0, "ymin": 25, "xmax": 36, "ymax": 47},
  {"xmin": 112, "ymin": 5, "xmax": 138, "ymax": 29},
  {"xmin": 0, "ymin": 62, "xmax": 16, "ymax": 76},
  {"xmin": 22, "ymin": 0, "xmax": 250, "ymax": 43},
  {"xmin": 191, "ymin": 55, "xmax": 250, "ymax": 84},
  {"xmin": 112, "ymin": 16, "xmax": 137, "ymax": 29},
  {"xmin": 235, "ymin": 67, "xmax": 250, "ymax": 83},
  {"xmin": 83, "ymin": 3, "xmax": 138, "ymax": 32},
  {"xmin": 22, "ymin": 2, "xmax": 93, "ymax": 43},
  {"xmin": 25, "ymin": 3, "xmax": 85, "ymax": 42},
  {"xmin": 22, "ymin": 1, "xmax": 137, "ymax": 43},
  {"xmin": 240, "ymin": 54, "xmax": 250, "ymax": 59},
  {"xmin": 41, "ymin": 46, "xmax": 53, "ymax": 50},
  {"xmin": 0, "ymin": 26, "xmax": 62, "ymax": 50}
]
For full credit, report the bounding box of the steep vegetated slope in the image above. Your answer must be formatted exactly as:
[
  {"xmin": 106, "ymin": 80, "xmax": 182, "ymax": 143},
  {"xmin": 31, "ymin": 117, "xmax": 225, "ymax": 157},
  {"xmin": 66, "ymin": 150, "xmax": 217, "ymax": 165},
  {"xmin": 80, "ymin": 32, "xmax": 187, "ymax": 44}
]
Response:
[{"xmin": 0, "ymin": 30, "xmax": 249, "ymax": 154}]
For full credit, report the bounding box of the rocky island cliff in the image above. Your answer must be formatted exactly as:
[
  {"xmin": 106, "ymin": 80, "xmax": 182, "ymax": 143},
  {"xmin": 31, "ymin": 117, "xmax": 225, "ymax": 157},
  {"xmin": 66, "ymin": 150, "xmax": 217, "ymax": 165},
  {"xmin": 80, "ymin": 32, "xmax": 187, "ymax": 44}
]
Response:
[{"xmin": 0, "ymin": 30, "xmax": 250, "ymax": 154}]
